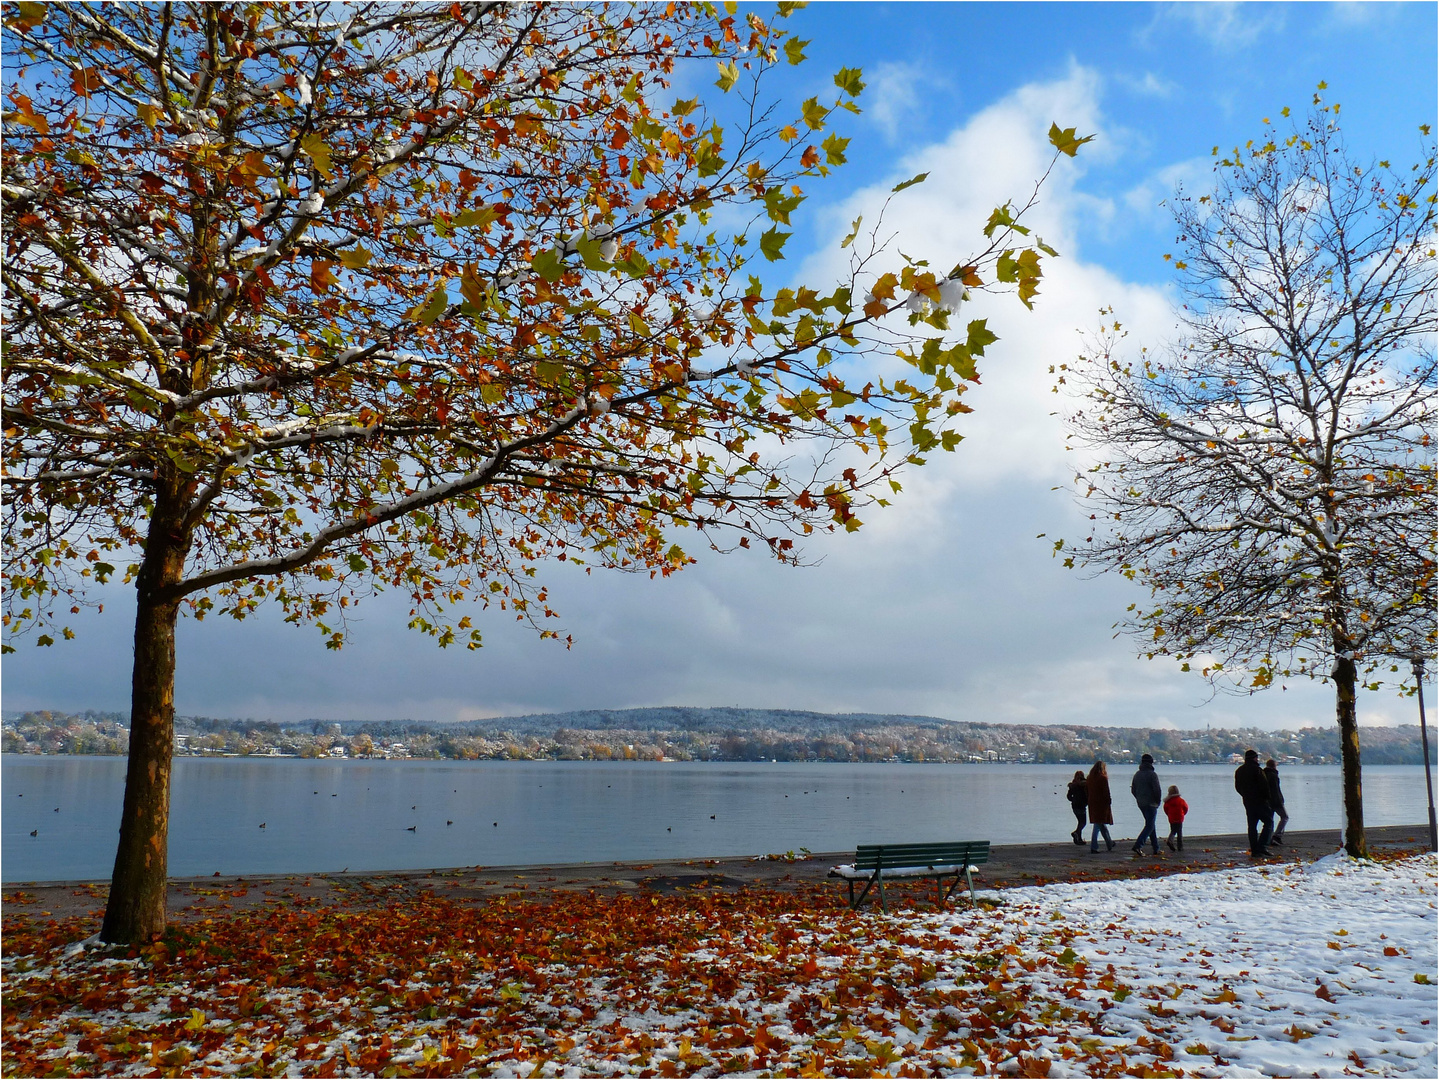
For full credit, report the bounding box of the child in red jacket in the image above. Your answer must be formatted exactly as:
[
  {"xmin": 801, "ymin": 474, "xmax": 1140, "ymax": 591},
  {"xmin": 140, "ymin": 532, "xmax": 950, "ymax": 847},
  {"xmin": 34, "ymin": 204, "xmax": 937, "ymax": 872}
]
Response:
[{"xmin": 1163, "ymin": 785, "xmax": 1189, "ymax": 851}]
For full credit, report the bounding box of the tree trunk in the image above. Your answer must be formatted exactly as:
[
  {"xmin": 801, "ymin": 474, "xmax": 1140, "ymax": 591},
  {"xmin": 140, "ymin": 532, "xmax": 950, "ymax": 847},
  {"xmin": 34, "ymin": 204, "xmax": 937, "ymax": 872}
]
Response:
[
  {"xmin": 1333, "ymin": 652, "xmax": 1368, "ymax": 859},
  {"xmin": 101, "ymin": 511, "xmax": 190, "ymax": 943}
]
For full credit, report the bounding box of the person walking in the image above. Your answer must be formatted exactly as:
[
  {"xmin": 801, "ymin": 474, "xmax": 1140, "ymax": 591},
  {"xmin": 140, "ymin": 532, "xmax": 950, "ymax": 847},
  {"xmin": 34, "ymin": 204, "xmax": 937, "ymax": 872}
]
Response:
[
  {"xmin": 1234, "ymin": 749, "xmax": 1274, "ymax": 856},
  {"xmin": 1163, "ymin": 784, "xmax": 1188, "ymax": 851},
  {"xmin": 1066, "ymin": 770, "xmax": 1089, "ymax": 845},
  {"xmin": 1086, "ymin": 761, "xmax": 1115, "ymax": 853},
  {"xmin": 1130, "ymin": 753, "xmax": 1163, "ymax": 856},
  {"xmin": 1265, "ymin": 759, "xmax": 1289, "ymax": 845}
]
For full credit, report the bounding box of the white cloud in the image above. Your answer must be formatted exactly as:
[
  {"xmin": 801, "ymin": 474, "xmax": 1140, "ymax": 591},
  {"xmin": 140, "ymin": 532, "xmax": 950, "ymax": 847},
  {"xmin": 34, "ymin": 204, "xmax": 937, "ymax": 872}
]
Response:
[
  {"xmin": 797, "ymin": 65, "xmax": 1173, "ymax": 491},
  {"xmin": 863, "ymin": 61, "xmax": 933, "ymax": 143},
  {"xmin": 1115, "ymin": 71, "xmax": 1178, "ymax": 98},
  {"xmin": 1141, "ymin": 3, "xmax": 1287, "ymax": 50},
  {"xmin": 1122, "ymin": 155, "xmax": 1214, "ymax": 225}
]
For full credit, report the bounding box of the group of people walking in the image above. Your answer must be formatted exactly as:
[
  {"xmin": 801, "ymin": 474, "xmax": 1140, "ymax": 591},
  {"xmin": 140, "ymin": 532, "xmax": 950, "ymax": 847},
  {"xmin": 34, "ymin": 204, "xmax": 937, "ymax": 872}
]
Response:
[{"xmin": 1064, "ymin": 751, "xmax": 1289, "ymax": 857}]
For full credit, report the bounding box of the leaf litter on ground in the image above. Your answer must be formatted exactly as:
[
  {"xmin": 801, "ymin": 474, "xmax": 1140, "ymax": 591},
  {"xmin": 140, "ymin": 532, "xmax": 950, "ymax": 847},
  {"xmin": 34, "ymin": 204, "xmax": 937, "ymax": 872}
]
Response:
[{"xmin": 3, "ymin": 853, "xmax": 1434, "ymax": 1077}]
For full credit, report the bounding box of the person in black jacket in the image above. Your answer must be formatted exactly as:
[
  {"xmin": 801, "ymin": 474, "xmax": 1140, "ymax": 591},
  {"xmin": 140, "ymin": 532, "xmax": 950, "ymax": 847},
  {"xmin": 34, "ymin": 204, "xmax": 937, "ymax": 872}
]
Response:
[
  {"xmin": 1265, "ymin": 759, "xmax": 1289, "ymax": 845},
  {"xmin": 1130, "ymin": 753, "xmax": 1163, "ymax": 856},
  {"xmin": 1065, "ymin": 770, "xmax": 1088, "ymax": 845},
  {"xmin": 1234, "ymin": 749, "xmax": 1273, "ymax": 856}
]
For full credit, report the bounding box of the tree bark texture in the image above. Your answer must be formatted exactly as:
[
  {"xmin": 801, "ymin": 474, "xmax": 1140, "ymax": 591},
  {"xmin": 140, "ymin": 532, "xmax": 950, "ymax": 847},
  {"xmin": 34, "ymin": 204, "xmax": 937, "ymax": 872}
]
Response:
[
  {"xmin": 1333, "ymin": 652, "xmax": 1368, "ymax": 859},
  {"xmin": 100, "ymin": 496, "xmax": 191, "ymax": 943}
]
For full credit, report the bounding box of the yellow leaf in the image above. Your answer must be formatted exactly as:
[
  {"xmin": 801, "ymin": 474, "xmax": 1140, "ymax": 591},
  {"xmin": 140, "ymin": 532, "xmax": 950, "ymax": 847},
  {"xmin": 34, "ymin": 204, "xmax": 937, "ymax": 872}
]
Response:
[
  {"xmin": 337, "ymin": 246, "xmax": 371, "ymax": 270},
  {"xmin": 299, "ymin": 132, "xmax": 334, "ymax": 179}
]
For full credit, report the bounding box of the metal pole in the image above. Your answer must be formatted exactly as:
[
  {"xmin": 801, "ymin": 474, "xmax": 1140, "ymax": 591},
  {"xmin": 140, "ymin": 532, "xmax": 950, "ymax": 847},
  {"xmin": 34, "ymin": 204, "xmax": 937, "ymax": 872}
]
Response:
[{"xmin": 1412, "ymin": 655, "xmax": 1437, "ymax": 853}]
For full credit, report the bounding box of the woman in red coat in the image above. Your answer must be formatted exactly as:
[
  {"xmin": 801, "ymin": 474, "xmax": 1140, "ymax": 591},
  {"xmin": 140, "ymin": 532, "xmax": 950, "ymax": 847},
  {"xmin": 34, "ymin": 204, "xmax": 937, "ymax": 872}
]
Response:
[{"xmin": 1087, "ymin": 761, "xmax": 1115, "ymax": 852}]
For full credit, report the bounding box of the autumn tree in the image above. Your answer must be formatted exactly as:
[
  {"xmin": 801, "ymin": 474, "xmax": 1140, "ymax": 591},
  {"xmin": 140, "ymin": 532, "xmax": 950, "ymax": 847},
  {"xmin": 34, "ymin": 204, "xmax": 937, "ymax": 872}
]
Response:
[
  {"xmin": 3, "ymin": 1, "xmax": 1081, "ymax": 942},
  {"xmin": 1057, "ymin": 97, "xmax": 1436, "ymax": 857}
]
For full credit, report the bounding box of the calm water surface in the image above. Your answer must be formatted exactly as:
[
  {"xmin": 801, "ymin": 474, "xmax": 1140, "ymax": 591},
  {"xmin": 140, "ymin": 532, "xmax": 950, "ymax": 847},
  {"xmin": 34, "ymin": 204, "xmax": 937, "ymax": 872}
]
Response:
[{"xmin": 1, "ymin": 757, "xmax": 1431, "ymax": 882}]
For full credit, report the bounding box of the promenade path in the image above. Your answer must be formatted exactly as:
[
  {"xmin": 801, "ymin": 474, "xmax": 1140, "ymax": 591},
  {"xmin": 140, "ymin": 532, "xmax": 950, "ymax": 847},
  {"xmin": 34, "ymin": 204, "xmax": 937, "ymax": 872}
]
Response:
[{"xmin": 6, "ymin": 823, "xmax": 1427, "ymax": 920}]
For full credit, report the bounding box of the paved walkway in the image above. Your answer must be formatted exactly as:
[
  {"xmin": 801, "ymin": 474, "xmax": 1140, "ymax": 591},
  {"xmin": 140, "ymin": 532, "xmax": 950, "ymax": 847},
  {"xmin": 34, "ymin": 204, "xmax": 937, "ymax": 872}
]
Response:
[{"xmin": 4, "ymin": 824, "xmax": 1428, "ymax": 923}]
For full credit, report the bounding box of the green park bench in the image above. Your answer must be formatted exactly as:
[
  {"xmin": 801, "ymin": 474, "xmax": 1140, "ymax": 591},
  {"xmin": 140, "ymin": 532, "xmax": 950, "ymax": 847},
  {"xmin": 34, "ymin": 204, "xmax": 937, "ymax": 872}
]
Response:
[{"xmin": 828, "ymin": 840, "xmax": 990, "ymax": 912}]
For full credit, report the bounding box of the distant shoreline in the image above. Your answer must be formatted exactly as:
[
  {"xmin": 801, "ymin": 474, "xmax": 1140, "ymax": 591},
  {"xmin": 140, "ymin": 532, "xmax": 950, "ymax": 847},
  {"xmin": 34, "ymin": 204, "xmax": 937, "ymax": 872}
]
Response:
[{"xmin": 6, "ymin": 706, "xmax": 1436, "ymax": 765}]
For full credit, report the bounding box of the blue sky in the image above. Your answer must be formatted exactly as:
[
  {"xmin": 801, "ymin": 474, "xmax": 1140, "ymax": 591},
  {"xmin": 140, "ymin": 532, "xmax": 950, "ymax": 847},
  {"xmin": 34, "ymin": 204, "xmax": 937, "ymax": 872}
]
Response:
[
  {"xmin": 772, "ymin": 1, "xmax": 1436, "ymax": 284},
  {"xmin": 4, "ymin": 1, "xmax": 1435, "ymax": 731}
]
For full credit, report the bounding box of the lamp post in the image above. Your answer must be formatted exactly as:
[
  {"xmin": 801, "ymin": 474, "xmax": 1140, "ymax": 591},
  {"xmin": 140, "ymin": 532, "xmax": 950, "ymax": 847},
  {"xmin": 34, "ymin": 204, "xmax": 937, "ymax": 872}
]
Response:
[{"xmin": 1410, "ymin": 654, "xmax": 1437, "ymax": 853}]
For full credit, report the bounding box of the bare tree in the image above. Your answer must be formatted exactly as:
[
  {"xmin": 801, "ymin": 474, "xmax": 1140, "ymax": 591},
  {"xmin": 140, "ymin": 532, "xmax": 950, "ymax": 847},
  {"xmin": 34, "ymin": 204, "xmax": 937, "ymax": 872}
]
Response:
[{"xmin": 1056, "ymin": 97, "xmax": 1436, "ymax": 857}]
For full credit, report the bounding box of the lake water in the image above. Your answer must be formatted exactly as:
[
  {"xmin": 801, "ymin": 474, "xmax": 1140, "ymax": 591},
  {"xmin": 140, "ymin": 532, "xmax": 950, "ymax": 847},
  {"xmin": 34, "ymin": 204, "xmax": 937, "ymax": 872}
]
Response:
[{"xmin": 1, "ymin": 757, "xmax": 1432, "ymax": 883}]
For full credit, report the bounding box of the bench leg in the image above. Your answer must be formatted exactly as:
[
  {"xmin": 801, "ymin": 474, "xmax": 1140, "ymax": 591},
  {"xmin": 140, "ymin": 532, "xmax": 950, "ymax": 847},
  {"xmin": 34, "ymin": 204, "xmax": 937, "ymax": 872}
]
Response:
[
  {"xmin": 847, "ymin": 878, "xmax": 855, "ymax": 910},
  {"xmin": 941, "ymin": 874, "xmax": 962, "ymax": 905},
  {"xmin": 853, "ymin": 872, "xmax": 878, "ymax": 910},
  {"xmin": 965, "ymin": 865, "xmax": 976, "ymax": 907},
  {"xmin": 878, "ymin": 868, "xmax": 885, "ymax": 914}
]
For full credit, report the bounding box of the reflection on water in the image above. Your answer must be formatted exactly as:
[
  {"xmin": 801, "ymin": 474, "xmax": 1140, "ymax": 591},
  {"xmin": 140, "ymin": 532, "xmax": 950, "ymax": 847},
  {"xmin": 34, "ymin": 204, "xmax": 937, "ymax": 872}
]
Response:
[{"xmin": 1, "ymin": 757, "xmax": 1431, "ymax": 882}]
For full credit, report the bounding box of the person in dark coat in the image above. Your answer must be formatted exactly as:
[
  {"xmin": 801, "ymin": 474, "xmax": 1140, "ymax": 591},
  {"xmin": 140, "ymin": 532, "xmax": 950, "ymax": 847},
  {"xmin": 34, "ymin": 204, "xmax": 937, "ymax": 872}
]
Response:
[
  {"xmin": 1130, "ymin": 753, "xmax": 1163, "ymax": 855},
  {"xmin": 1234, "ymin": 749, "xmax": 1273, "ymax": 856},
  {"xmin": 1066, "ymin": 770, "xmax": 1089, "ymax": 845},
  {"xmin": 1265, "ymin": 759, "xmax": 1289, "ymax": 845},
  {"xmin": 1086, "ymin": 761, "xmax": 1115, "ymax": 853}
]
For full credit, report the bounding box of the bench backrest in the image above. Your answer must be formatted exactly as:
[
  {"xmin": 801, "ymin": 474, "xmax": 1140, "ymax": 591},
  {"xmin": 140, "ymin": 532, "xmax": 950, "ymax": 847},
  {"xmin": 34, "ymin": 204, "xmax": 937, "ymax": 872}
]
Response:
[{"xmin": 853, "ymin": 841, "xmax": 990, "ymax": 870}]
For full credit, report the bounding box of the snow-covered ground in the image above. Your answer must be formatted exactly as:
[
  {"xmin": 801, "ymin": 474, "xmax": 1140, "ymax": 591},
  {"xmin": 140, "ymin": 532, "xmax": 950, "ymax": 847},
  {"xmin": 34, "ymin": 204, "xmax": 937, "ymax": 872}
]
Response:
[
  {"xmin": 944, "ymin": 852, "xmax": 1439, "ymax": 1077},
  {"xmin": 4, "ymin": 854, "xmax": 1435, "ymax": 1077}
]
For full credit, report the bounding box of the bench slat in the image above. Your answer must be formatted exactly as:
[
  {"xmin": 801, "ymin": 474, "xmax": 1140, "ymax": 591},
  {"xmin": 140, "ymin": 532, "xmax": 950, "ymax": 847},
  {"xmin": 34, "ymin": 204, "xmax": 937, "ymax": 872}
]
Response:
[{"xmin": 853, "ymin": 842, "xmax": 989, "ymax": 870}]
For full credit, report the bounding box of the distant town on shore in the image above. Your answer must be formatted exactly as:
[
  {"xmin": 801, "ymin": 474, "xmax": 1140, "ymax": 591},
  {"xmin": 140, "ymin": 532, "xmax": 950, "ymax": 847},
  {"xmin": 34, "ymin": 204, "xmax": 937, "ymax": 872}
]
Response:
[{"xmin": 3, "ymin": 706, "xmax": 1434, "ymax": 766}]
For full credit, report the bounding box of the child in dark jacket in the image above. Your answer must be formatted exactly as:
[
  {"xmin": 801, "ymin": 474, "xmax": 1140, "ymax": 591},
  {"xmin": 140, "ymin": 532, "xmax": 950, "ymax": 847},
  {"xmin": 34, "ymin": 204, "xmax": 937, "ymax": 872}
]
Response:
[{"xmin": 1163, "ymin": 785, "xmax": 1189, "ymax": 851}]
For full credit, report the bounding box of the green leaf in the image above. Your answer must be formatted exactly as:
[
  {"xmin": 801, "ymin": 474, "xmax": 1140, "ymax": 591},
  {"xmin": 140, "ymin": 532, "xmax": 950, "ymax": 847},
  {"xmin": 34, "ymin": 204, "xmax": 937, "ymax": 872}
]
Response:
[
  {"xmin": 617, "ymin": 249, "xmax": 649, "ymax": 278},
  {"xmin": 409, "ymin": 287, "xmax": 449, "ymax": 325},
  {"xmin": 833, "ymin": 67, "xmax": 865, "ymax": 97},
  {"xmin": 763, "ymin": 187, "xmax": 804, "ymax": 224},
  {"xmin": 299, "ymin": 133, "xmax": 333, "ymax": 179},
  {"xmin": 759, "ymin": 227, "xmax": 791, "ymax": 262},
  {"xmin": 840, "ymin": 214, "xmax": 863, "ymax": 249},
  {"xmin": 984, "ymin": 203, "xmax": 1028, "ymax": 238},
  {"xmin": 480, "ymin": 383, "xmax": 505, "ymax": 405},
  {"xmin": 531, "ymin": 248, "xmax": 566, "ymax": 283},
  {"xmin": 821, "ymin": 133, "xmax": 849, "ymax": 165},
  {"xmin": 347, "ymin": 554, "xmax": 367, "ymax": 572},
  {"xmin": 696, "ymin": 140, "xmax": 726, "ymax": 177},
  {"xmin": 784, "ymin": 37, "xmax": 809, "ymax": 65},
  {"xmin": 621, "ymin": 74, "xmax": 641, "ymax": 103},
  {"xmin": 891, "ymin": 172, "xmax": 928, "ymax": 194},
  {"xmin": 715, "ymin": 60, "xmax": 740, "ymax": 93},
  {"xmin": 575, "ymin": 234, "xmax": 610, "ymax": 271},
  {"xmin": 965, "ymin": 319, "xmax": 997, "ymax": 356},
  {"xmin": 672, "ymin": 97, "xmax": 698, "ymax": 117},
  {"xmin": 1047, "ymin": 122, "xmax": 1095, "ymax": 158},
  {"xmin": 453, "ymin": 205, "xmax": 499, "ymax": 231},
  {"xmin": 800, "ymin": 97, "xmax": 827, "ymax": 131}
]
